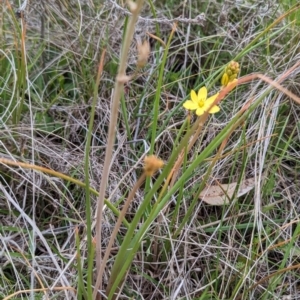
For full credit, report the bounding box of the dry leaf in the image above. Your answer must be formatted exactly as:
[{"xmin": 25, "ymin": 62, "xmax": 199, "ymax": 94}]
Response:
[{"xmin": 199, "ymin": 177, "xmax": 256, "ymax": 205}]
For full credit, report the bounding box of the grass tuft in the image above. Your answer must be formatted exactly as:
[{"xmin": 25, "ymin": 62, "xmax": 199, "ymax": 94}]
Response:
[{"xmin": 1, "ymin": 1, "xmax": 300, "ymax": 299}]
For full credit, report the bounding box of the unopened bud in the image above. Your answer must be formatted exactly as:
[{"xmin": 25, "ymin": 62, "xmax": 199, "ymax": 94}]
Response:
[
  {"xmin": 221, "ymin": 73, "xmax": 229, "ymax": 87},
  {"xmin": 221, "ymin": 61, "xmax": 240, "ymax": 88}
]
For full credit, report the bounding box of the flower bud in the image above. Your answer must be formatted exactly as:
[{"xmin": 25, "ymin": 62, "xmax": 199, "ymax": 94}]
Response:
[
  {"xmin": 221, "ymin": 61, "xmax": 240, "ymax": 87},
  {"xmin": 221, "ymin": 73, "xmax": 229, "ymax": 87}
]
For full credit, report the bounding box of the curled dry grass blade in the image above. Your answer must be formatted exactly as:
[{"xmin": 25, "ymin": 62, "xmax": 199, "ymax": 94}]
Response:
[{"xmin": 3, "ymin": 287, "xmax": 76, "ymax": 300}]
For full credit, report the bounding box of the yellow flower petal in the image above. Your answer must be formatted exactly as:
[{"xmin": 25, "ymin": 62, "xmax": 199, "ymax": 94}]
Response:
[
  {"xmin": 204, "ymin": 93, "xmax": 220, "ymax": 114},
  {"xmin": 208, "ymin": 105, "xmax": 220, "ymax": 113},
  {"xmin": 205, "ymin": 93, "xmax": 219, "ymax": 107},
  {"xmin": 183, "ymin": 100, "xmax": 198, "ymax": 110},
  {"xmin": 198, "ymin": 87, "xmax": 207, "ymax": 101},
  {"xmin": 196, "ymin": 107, "xmax": 205, "ymax": 116},
  {"xmin": 190, "ymin": 90, "xmax": 198, "ymax": 104}
]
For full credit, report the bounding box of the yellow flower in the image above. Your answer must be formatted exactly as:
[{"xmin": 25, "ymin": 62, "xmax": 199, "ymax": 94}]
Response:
[{"xmin": 183, "ymin": 87, "xmax": 220, "ymax": 116}]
